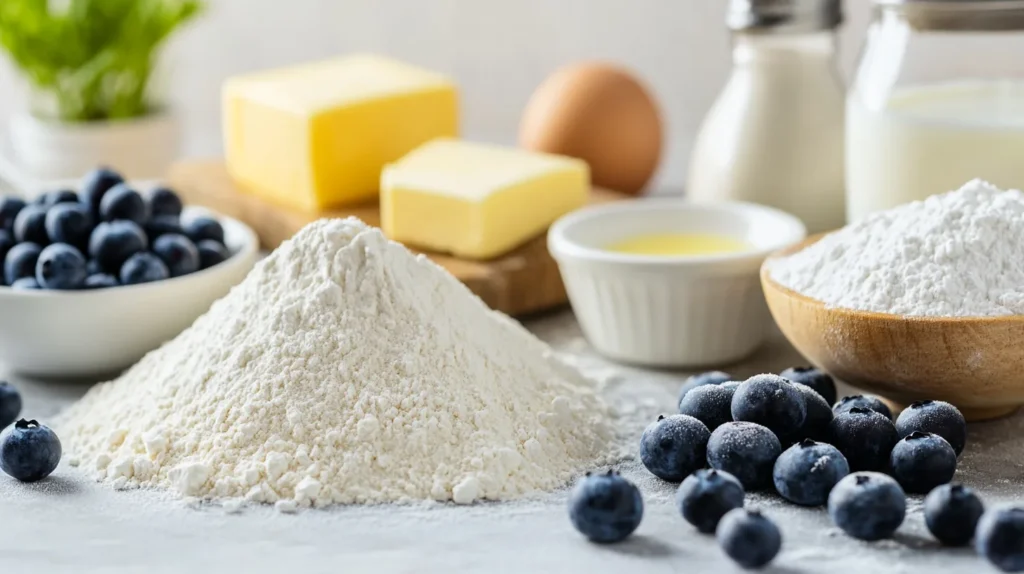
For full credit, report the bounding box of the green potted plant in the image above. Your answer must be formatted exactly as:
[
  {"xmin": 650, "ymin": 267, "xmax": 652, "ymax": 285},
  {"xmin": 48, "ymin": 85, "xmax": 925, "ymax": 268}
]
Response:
[{"xmin": 0, "ymin": 0, "xmax": 203, "ymax": 180}]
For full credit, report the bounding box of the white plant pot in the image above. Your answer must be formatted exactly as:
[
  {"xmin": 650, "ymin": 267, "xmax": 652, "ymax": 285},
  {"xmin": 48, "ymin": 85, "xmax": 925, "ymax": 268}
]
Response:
[{"xmin": 8, "ymin": 111, "xmax": 180, "ymax": 181}]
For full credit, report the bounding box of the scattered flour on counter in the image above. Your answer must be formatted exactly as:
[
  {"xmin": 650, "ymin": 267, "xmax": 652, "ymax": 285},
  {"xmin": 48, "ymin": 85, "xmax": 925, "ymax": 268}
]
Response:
[
  {"xmin": 770, "ymin": 179, "xmax": 1024, "ymax": 317},
  {"xmin": 59, "ymin": 217, "xmax": 614, "ymax": 508}
]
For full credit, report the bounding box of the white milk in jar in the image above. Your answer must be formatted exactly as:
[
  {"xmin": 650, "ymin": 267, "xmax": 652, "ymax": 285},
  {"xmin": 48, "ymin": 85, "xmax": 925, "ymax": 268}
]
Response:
[
  {"xmin": 688, "ymin": 0, "xmax": 846, "ymax": 234},
  {"xmin": 846, "ymin": 0, "xmax": 1024, "ymax": 221},
  {"xmin": 847, "ymin": 81, "xmax": 1024, "ymax": 221}
]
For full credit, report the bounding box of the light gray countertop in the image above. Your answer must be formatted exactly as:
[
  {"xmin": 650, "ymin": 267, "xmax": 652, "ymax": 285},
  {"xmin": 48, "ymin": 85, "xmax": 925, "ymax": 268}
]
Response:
[{"xmin": 3, "ymin": 310, "xmax": 1021, "ymax": 573}]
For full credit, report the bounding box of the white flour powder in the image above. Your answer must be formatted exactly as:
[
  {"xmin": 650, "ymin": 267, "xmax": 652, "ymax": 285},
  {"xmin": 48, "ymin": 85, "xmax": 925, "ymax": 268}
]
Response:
[
  {"xmin": 60, "ymin": 218, "xmax": 613, "ymax": 507},
  {"xmin": 770, "ymin": 179, "xmax": 1024, "ymax": 317}
]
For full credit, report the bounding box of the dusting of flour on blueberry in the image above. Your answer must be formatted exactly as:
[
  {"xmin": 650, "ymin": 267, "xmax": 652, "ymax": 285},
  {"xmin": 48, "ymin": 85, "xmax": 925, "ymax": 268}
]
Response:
[
  {"xmin": 59, "ymin": 218, "xmax": 614, "ymax": 508},
  {"xmin": 770, "ymin": 179, "xmax": 1024, "ymax": 317}
]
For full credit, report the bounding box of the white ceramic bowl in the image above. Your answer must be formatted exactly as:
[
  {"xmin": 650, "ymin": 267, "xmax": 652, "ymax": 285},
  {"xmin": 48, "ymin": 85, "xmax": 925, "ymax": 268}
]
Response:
[
  {"xmin": 548, "ymin": 199, "xmax": 807, "ymax": 367},
  {"xmin": 0, "ymin": 210, "xmax": 258, "ymax": 378}
]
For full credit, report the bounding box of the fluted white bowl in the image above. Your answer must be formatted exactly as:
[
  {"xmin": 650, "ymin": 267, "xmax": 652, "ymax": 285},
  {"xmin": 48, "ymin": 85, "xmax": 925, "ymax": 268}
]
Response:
[{"xmin": 548, "ymin": 199, "xmax": 806, "ymax": 368}]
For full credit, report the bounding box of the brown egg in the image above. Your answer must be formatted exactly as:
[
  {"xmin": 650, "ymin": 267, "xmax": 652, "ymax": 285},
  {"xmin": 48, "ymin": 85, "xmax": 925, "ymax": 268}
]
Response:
[{"xmin": 519, "ymin": 63, "xmax": 663, "ymax": 196}]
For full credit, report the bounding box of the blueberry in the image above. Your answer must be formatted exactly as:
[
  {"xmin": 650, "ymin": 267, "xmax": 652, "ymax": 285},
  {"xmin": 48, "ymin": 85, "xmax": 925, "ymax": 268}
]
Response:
[
  {"xmin": 716, "ymin": 509, "xmax": 782, "ymax": 570},
  {"xmin": 0, "ymin": 196, "xmax": 26, "ymax": 233},
  {"xmin": 152, "ymin": 234, "xmax": 199, "ymax": 277},
  {"xmin": 86, "ymin": 259, "xmax": 103, "ymax": 275},
  {"xmin": 827, "ymin": 407, "xmax": 898, "ymax": 472},
  {"xmin": 895, "ymin": 400, "xmax": 967, "ymax": 456},
  {"xmin": 828, "ymin": 472, "xmax": 906, "ymax": 541},
  {"xmin": 147, "ymin": 186, "xmax": 183, "ymax": 217},
  {"xmin": 89, "ymin": 221, "xmax": 147, "ymax": 273},
  {"xmin": 568, "ymin": 470, "xmax": 643, "ymax": 543},
  {"xmin": 676, "ymin": 468, "xmax": 744, "ymax": 533},
  {"xmin": 678, "ymin": 371, "xmax": 733, "ymax": 404},
  {"xmin": 707, "ymin": 421, "xmax": 781, "ymax": 490},
  {"xmin": 143, "ymin": 215, "xmax": 184, "ymax": 242},
  {"xmin": 37, "ymin": 189, "xmax": 78, "ymax": 207},
  {"xmin": 731, "ymin": 374, "xmax": 806, "ymax": 440},
  {"xmin": 0, "ymin": 382, "xmax": 21, "ymax": 429},
  {"xmin": 678, "ymin": 383, "xmax": 735, "ymax": 431},
  {"xmin": 10, "ymin": 277, "xmax": 40, "ymax": 290},
  {"xmin": 36, "ymin": 243, "xmax": 88, "ymax": 290},
  {"xmin": 773, "ymin": 439, "xmax": 849, "ymax": 506},
  {"xmin": 977, "ymin": 507, "xmax": 1024, "ymax": 572},
  {"xmin": 80, "ymin": 167, "xmax": 124, "ymax": 218},
  {"xmin": 84, "ymin": 273, "xmax": 119, "ymax": 290},
  {"xmin": 0, "ymin": 229, "xmax": 14, "ymax": 268},
  {"xmin": 639, "ymin": 414, "xmax": 710, "ymax": 482},
  {"xmin": 45, "ymin": 203, "xmax": 94, "ymax": 251},
  {"xmin": 99, "ymin": 183, "xmax": 147, "ymax": 224},
  {"xmin": 120, "ymin": 252, "xmax": 169, "ymax": 285},
  {"xmin": 184, "ymin": 215, "xmax": 225, "ymax": 245},
  {"xmin": 788, "ymin": 383, "xmax": 834, "ymax": 442},
  {"xmin": 924, "ymin": 484, "xmax": 984, "ymax": 547},
  {"xmin": 780, "ymin": 366, "xmax": 837, "ymax": 405},
  {"xmin": 197, "ymin": 239, "xmax": 230, "ymax": 270},
  {"xmin": 4, "ymin": 242, "xmax": 42, "ymax": 285},
  {"xmin": 0, "ymin": 419, "xmax": 61, "ymax": 482},
  {"xmin": 13, "ymin": 204, "xmax": 49, "ymax": 245},
  {"xmin": 889, "ymin": 431, "xmax": 956, "ymax": 494},
  {"xmin": 833, "ymin": 394, "xmax": 892, "ymax": 421}
]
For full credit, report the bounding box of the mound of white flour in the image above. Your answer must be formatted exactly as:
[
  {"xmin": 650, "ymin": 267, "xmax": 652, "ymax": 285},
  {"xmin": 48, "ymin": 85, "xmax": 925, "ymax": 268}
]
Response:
[
  {"xmin": 61, "ymin": 218, "xmax": 613, "ymax": 507},
  {"xmin": 770, "ymin": 179, "xmax": 1024, "ymax": 317}
]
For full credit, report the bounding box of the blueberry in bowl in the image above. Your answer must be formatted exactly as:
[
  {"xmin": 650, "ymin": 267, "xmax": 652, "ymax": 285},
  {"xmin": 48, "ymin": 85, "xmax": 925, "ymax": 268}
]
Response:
[
  {"xmin": 98, "ymin": 183, "xmax": 147, "ymax": 224},
  {"xmin": 0, "ymin": 167, "xmax": 258, "ymax": 377},
  {"xmin": 36, "ymin": 243, "xmax": 88, "ymax": 290},
  {"xmin": 120, "ymin": 252, "xmax": 170, "ymax": 285},
  {"xmin": 89, "ymin": 220, "xmax": 148, "ymax": 273},
  {"xmin": 153, "ymin": 234, "xmax": 200, "ymax": 278}
]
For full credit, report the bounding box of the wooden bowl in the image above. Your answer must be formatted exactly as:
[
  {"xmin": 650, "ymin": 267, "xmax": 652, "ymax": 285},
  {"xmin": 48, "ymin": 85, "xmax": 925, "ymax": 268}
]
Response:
[{"xmin": 761, "ymin": 235, "xmax": 1024, "ymax": 421}]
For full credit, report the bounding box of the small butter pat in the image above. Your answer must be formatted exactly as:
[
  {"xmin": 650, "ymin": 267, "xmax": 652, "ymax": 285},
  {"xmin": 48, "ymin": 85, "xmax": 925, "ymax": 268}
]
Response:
[
  {"xmin": 224, "ymin": 54, "xmax": 458, "ymax": 211},
  {"xmin": 381, "ymin": 139, "xmax": 590, "ymax": 259}
]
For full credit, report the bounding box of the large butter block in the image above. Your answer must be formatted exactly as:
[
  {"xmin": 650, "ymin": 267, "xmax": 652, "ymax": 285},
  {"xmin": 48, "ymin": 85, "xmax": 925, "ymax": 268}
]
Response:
[
  {"xmin": 223, "ymin": 55, "xmax": 458, "ymax": 211},
  {"xmin": 381, "ymin": 139, "xmax": 590, "ymax": 259}
]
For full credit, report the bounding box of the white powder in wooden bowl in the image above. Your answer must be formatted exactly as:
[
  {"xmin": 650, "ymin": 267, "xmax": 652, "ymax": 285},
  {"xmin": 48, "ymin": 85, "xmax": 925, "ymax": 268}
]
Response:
[{"xmin": 770, "ymin": 180, "xmax": 1024, "ymax": 317}]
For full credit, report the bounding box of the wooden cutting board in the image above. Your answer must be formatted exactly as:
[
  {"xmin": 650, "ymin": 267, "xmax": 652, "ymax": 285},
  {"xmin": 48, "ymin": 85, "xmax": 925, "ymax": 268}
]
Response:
[{"xmin": 166, "ymin": 160, "xmax": 628, "ymax": 316}]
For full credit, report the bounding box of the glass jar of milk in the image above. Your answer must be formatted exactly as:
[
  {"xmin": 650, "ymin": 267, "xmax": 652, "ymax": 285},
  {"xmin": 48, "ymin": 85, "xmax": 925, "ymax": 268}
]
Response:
[
  {"xmin": 848, "ymin": 0, "xmax": 1024, "ymax": 221},
  {"xmin": 688, "ymin": 0, "xmax": 847, "ymax": 234}
]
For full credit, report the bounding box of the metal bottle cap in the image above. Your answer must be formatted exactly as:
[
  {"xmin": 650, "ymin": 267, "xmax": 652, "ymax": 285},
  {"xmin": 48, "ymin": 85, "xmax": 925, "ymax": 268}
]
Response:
[
  {"xmin": 872, "ymin": 0, "xmax": 1024, "ymax": 31},
  {"xmin": 728, "ymin": 0, "xmax": 844, "ymax": 33}
]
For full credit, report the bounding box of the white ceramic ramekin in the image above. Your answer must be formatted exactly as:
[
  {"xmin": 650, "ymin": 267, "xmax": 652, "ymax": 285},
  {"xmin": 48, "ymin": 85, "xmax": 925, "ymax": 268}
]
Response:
[{"xmin": 548, "ymin": 199, "xmax": 807, "ymax": 368}]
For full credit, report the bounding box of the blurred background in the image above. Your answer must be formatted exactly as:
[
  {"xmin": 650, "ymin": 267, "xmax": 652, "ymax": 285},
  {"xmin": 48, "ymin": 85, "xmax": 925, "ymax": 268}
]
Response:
[{"xmin": 0, "ymin": 0, "xmax": 878, "ymax": 190}]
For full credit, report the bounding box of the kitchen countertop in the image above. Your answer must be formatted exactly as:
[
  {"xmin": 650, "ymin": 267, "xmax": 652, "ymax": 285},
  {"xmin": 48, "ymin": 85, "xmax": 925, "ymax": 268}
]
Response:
[{"xmin": 4, "ymin": 309, "xmax": 1023, "ymax": 573}]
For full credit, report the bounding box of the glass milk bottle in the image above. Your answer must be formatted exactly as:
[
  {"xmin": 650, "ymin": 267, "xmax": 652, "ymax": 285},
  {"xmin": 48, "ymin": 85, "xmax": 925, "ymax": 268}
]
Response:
[
  {"xmin": 688, "ymin": 0, "xmax": 846, "ymax": 234},
  {"xmin": 847, "ymin": 0, "xmax": 1024, "ymax": 221}
]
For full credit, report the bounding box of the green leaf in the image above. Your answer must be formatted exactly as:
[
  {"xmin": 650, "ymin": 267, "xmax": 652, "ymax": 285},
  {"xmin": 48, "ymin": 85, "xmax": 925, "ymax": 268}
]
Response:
[{"xmin": 0, "ymin": 0, "xmax": 204, "ymax": 122}]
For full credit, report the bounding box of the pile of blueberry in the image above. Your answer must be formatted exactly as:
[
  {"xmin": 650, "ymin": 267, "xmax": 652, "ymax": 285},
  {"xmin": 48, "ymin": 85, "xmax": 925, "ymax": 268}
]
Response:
[
  {"xmin": 569, "ymin": 368, "xmax": 1023, "ymax": 572},
  {"xmin": 0, "ymin": 166, "xmax": 231, "ymax": 291},
  {"xmin": 0, "ymin": 382, "xmax": 61, "ymax": 483}
]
